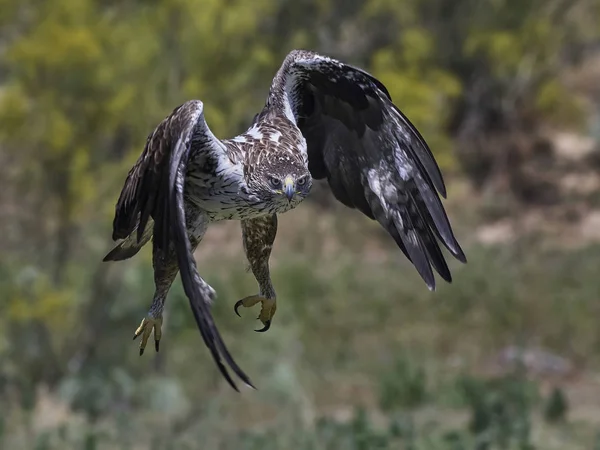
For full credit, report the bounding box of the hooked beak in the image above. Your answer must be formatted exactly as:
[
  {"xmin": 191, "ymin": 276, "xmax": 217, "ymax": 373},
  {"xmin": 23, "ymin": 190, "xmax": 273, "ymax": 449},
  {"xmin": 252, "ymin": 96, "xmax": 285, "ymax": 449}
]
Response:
[{"xmin": 283, "ymin": 176, "xmax": 295, "ymax": 202}]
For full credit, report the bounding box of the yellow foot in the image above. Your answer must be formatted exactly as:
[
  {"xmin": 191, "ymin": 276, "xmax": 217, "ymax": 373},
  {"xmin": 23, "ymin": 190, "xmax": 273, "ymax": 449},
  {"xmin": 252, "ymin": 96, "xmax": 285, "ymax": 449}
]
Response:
[
  {"xmin": 133, "ymin": 315, "xmax": 163, "ymax": 355},
  {"xmin": 234, "ymin": 295, "xmax": 277, "ymax": 333}
]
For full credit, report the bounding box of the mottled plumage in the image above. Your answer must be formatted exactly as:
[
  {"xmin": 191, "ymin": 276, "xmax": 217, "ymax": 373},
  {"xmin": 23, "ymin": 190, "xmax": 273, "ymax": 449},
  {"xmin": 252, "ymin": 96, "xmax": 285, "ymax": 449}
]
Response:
[{"xmin": 104, "ymin": 49, "xmax": 466, "ymax": 391}]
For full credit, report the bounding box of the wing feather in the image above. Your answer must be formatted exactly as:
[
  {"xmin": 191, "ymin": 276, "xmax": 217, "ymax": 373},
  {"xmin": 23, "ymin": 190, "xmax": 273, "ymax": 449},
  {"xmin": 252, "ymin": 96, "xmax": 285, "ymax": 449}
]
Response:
[
  {"xmin": 271, "ymin": 50, "xmax": 466, "ymax": 288},
  {"xmin": 109, "ymin": 100, "xmax": 252, "ymax": 390},
  {"xmin": 390, "ymin": 104, "xmax": 447, "ymax": 198}
]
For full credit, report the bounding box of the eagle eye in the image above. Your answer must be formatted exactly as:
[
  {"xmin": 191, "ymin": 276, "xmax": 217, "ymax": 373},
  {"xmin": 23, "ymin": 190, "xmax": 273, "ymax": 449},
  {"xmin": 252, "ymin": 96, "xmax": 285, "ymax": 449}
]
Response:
[
  {"xmin": 268, "ymin": 176, "xmax": 281, "ymax": 188},
  {"xmin": 297, "ymin": 176, "xmax": 309, "ymax": 186}
]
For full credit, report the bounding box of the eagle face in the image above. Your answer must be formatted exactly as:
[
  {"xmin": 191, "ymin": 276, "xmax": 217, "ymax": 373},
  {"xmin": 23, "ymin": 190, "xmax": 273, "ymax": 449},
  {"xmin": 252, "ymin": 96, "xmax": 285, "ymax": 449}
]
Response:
[{"xmin": 246, "ymin": 153, "xmax": 312, "ymax": 211}]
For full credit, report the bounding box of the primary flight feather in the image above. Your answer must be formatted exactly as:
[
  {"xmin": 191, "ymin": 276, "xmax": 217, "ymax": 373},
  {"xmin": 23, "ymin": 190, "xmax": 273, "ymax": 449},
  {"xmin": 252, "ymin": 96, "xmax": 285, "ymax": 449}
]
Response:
[{"xmin": 104, "ymin": 49, "xmax": 466, "ymax": 391}]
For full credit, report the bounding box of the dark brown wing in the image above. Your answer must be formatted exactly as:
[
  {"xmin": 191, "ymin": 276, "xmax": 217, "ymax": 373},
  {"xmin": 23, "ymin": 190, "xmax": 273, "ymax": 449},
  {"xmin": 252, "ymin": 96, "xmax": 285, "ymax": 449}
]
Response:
[
  {"xmin": 111, "ymin": 101, "xmax": 193, "ymax": 246},
  {"xmin": 273, "ymin": 50, "xmax": 466, "ymax": 289},
  {"xmin": 109, "ymin": 100, "xmax": 253, "ymax": 391}
]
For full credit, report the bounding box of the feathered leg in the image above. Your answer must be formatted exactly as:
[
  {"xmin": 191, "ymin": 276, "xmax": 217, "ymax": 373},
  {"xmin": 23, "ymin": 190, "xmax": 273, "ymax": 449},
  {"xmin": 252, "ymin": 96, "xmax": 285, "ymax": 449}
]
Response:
[
  {"xmin": 234, "ymin": 214, "xmax": 278, "ymax": 332},
  {"xmin": 134, "ymin": 206, "xmax": 210, "ymax": 355}
]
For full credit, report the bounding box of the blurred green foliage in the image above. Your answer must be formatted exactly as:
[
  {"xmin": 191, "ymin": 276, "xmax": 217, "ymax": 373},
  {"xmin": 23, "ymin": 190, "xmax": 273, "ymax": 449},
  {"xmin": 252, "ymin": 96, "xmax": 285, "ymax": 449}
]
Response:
[{"xmin": 1, "ymin": 0, "xmax": 600, "ymax": 448}]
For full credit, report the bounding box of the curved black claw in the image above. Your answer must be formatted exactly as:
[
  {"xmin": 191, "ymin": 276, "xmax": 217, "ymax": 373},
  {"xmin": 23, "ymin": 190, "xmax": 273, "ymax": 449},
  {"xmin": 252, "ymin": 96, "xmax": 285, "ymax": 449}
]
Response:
[
  {"xmin": 155, "ymin": 340, "xmax": 160, "ymax": 352},
  {"xmin": 255, "ymin": 320, "xmax": 271, "ymax": 333},
  {"xmin": 234, "ymin": 299, "xmax": 244, "ymax": 317}
]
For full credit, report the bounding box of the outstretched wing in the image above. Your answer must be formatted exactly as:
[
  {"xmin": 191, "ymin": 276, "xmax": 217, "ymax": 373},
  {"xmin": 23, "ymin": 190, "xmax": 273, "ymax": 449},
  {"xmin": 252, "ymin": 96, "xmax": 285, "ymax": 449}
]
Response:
[
  {"xmin": 272, "ymin": 50, "xmax": 466, "ymax": 289},
  {"xmin": 109, "ymin": 100, "xmax": 253, "ymax": 391}
]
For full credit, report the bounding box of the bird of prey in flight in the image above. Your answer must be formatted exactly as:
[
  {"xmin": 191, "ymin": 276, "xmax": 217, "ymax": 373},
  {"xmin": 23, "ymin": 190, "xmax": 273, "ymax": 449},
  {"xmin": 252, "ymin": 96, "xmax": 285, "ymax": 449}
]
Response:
[{"xmin": 104, "ymin": 49, "xmax": 466, "ymax": 391}]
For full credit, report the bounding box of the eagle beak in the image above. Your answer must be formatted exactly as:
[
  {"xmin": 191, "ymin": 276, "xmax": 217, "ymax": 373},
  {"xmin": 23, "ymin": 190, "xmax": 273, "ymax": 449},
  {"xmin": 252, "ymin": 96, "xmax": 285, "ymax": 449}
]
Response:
[{"xmin": 283, "ymin": 176, "xmax": 295, "ymax": 202}]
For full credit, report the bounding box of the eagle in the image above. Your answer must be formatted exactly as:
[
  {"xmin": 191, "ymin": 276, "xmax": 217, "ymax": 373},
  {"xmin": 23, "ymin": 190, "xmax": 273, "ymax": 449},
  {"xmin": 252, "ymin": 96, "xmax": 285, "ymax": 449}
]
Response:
[{"xmin": 103, "ymin": 49, "xmax": 466, "ymax": 391}]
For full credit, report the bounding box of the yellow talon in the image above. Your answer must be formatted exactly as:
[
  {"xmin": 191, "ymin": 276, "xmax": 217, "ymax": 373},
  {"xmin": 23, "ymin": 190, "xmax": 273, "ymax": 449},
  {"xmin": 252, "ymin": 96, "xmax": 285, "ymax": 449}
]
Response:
[
  {"xmin": 133, "ymin": 316, "xmax": 163, "ymax": 355},
  {"xmin": 234, "ymin": 295, "xmax": 277, "ymax": 332}
]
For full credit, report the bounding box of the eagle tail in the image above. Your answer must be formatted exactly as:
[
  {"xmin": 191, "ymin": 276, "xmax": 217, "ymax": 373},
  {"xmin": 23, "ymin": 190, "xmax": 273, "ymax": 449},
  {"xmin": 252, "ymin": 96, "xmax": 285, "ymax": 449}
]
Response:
[{"xmin": 103, "ymin": 219, "xmax": 153, "ymax": 262}]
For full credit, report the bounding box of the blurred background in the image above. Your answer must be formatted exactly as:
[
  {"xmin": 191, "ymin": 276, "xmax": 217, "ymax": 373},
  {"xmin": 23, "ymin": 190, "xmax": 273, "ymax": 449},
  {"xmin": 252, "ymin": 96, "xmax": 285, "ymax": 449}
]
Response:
[{"xmin": 1, "ymin": 0, "xmax": 600, "ymax": 448}]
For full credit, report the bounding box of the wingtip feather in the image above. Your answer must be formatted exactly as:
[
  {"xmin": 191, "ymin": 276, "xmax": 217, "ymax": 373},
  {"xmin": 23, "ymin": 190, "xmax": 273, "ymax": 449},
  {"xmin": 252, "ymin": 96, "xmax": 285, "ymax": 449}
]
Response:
[
  {"xmin": 454, "ymin": 245, "xmax": 468, "ymax": 264},
  {"xmin": 102, "ymin": 243, "xmax": 141, "ymax": 262}
]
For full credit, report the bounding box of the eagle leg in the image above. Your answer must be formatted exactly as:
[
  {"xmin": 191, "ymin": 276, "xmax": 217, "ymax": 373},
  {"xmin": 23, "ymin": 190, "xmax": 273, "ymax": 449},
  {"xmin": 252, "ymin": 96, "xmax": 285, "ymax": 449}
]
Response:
[
  {"xmin": 134, "ymin": 211, "xmax": 208, "ymax": 355},
  {"xmin": 132, "ymin": 242, "xmax": 179, "ymax": 356},
  {"xmin": 236, "ymin": 214, "xmax": 278, "ymax": 332}
]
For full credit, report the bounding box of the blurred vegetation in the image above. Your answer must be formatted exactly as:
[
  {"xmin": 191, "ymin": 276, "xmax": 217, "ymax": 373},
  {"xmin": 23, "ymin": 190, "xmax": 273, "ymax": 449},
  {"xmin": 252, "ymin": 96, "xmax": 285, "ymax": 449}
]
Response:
[{"xmin": 1, "ymin": 0, "xmax": 600, "ymax": 448}]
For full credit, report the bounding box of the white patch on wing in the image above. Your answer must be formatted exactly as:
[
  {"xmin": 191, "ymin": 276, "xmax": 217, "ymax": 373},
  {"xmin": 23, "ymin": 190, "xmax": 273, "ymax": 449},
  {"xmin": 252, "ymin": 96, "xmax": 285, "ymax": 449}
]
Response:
[
  {"xmin": 296, "ymin": 54, "xmax": 332, "ymax": 67},
  {"xmin": 367, "ymin": 164, "xmax": 399, "ymax": 218},
  {"xmin": 367, "ymin": 167, "xmax": 390, "ymax": 213},
  {"xmin": 247, "ymin": 126, "xmax": 263, "ymax": 140},
  {"xmin": 281, "ymin": 89, "xmax": 296, "ymax": 124},
  {"xmin": 367, "ymin": 168, "xmax": 381, "ymax": 196},
  {"xmin": 269, "ymin": 130, "xmax": 282, "ymax": 143},
  {"xmin": 393, "ymin": 147, "xmax": 413, "ymax": 181}
]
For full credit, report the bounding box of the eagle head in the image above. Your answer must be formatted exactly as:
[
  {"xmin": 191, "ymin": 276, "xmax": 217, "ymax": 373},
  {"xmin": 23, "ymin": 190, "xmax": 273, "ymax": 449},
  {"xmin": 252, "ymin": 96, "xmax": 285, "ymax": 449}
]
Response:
[{"xmin": 246, "ymin": 152, "xmax": 312, "ymax": 207}]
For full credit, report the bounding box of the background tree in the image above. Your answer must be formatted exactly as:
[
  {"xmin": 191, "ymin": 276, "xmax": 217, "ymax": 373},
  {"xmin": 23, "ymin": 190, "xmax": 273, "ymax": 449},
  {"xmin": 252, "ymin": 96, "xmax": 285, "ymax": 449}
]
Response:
[{"xmin": 1, "ymin": 0, "xmax": 599, "ymax": 448}]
